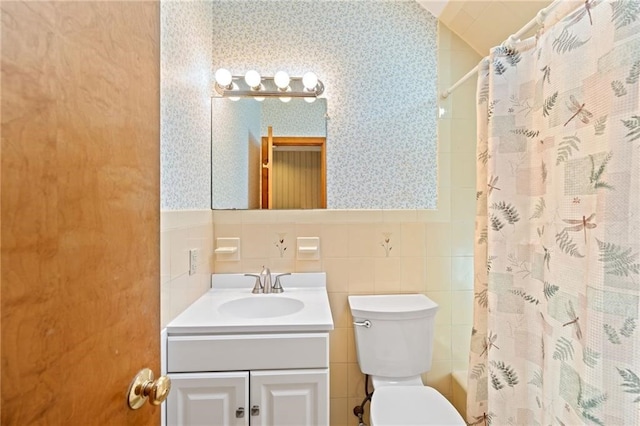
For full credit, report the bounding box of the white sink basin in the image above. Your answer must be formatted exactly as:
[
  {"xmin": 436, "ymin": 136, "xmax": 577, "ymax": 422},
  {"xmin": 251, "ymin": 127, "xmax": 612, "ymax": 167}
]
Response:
[
  {"xmin": 219, "ymin": 296, "xmax": 305, "ymax": 318},
  {"xmin": 166, "ymin": 272, "xmax": 334, "ymax": 334}
]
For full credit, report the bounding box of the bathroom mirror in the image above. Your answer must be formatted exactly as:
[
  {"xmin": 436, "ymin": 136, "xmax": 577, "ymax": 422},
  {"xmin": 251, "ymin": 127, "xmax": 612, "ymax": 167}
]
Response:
[{"xmin": 211, "ymin": 97, "xmax": 327, "ymax": 210}]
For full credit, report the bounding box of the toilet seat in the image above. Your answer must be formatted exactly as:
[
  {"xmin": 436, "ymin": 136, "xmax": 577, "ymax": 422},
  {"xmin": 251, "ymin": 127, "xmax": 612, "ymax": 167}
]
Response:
[{"xmin": 371, "ymin": 386, "xmax": 465, "ymax": 426}]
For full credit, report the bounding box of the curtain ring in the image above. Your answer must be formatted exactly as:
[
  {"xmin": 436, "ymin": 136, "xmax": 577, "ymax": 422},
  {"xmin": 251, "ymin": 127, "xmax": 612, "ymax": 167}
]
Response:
[
  {"xmin": 504, "ymin": 34, "xmax": 518, "ymax": 49},
  {"xmin": 535, "ymin": 9, "xmax": 547, "ymax": 27}
]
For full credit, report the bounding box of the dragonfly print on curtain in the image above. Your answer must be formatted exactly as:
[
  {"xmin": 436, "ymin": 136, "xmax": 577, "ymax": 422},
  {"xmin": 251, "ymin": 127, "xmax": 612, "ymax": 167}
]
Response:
[{"xmin": 468, "ymin": 1, "xmax": 640, "ymax": 425}]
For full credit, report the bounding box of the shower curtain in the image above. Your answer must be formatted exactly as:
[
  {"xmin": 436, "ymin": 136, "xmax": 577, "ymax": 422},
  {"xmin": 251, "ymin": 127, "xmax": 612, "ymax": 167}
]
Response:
[{"xmin": 468, "ymin": 1, "xmax": 640, "ymax": 425}]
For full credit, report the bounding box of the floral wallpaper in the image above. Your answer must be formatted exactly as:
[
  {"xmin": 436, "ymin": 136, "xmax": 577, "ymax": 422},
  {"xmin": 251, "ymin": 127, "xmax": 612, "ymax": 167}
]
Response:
[{"xmin": 161, "ymin": 1, "xmax": 213, "ymax": 210}]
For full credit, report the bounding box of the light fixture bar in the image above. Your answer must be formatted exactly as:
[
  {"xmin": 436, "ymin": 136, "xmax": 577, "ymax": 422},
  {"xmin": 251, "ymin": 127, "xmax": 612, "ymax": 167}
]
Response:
[{"xmin": 213, "ymin": 75, "xmax": 325, "ymax": 99}]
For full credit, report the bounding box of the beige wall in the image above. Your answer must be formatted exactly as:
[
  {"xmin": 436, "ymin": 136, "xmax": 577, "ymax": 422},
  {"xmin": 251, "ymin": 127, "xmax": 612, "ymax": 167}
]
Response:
[{"xmin": 160, "ymin": 23, "xmax": 480, "ymax": 426}]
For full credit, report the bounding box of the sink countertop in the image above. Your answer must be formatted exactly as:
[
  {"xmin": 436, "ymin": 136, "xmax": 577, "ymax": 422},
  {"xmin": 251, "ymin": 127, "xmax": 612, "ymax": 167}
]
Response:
[{"xmin": 166, "ymin": 272, "xmax": 334, "ymax": 335}]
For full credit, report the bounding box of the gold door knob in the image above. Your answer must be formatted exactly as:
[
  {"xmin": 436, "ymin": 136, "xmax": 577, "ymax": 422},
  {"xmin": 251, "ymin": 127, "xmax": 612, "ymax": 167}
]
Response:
[{"xmin": 127, "ymin": 368, "xmax": 172, "ymax": 410}]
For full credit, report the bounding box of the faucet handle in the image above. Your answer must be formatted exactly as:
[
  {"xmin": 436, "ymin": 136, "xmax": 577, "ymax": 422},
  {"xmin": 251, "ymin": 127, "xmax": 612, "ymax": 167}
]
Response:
[
  {"xmin": 271, "ymin": 273, "xmax": 291, "ymax": 293},
  {"xmin": 244, "ymin": 273, "xmax": 262, "ymax": 294}
]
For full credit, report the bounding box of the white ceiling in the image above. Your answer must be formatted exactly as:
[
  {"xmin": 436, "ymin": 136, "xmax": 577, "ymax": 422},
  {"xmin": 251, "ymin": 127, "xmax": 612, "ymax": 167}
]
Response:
[{"xmin": 417, "ymin": 0, "xmax": 553, "ymax": 56}]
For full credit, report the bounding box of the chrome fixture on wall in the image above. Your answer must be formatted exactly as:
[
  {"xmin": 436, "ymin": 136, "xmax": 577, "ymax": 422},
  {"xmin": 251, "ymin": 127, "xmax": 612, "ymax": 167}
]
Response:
[{"xmin": 213, "ymin": 68, "xmax": 324, "ymax": 102}]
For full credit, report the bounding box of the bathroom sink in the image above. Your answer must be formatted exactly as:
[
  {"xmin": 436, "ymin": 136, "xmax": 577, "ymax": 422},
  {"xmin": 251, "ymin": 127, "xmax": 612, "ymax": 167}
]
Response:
[
  {"xmin": 218, "ymin": 296, "xmax": 305, "ymax": 318},
  {"xmin": 166, "ymin": 272, "xmax": 334, "ymax": 334}
]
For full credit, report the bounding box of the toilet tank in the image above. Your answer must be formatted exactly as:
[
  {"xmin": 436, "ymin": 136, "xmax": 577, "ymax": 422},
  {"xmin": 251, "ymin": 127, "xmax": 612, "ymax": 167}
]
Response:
[{"xmin": 348, "ymin": 294, "xmax": 438, "ymax": 378}]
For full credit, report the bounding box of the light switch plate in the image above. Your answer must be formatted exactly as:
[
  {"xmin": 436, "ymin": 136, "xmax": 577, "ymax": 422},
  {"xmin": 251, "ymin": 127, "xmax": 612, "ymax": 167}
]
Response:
[{"xmin": 189, "ymin": 249, "xmax": 198, "ymax": 275}]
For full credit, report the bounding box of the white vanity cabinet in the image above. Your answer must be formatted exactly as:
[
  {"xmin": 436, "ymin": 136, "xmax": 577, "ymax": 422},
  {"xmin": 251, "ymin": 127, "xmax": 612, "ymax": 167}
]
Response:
[
  {"xmin": 165, "ymin": 333, "xmax": 330, "ymax": 426},
  {"xmin": 164, "ymin": 273, "xmax": 334, "ymax": 426}
]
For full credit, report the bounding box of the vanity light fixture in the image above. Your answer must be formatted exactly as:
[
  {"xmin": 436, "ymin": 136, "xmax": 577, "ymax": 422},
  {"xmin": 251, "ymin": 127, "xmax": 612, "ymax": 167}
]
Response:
[{"xmin": 213, "ymin": 68, "xmax": 325, "ymax": 100}]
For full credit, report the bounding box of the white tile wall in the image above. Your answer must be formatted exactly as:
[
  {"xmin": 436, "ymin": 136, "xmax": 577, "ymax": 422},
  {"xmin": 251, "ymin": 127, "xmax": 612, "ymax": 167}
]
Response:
[{"xmin": 160, "ymin": 210, "xmax": 214, "ymax": 328}]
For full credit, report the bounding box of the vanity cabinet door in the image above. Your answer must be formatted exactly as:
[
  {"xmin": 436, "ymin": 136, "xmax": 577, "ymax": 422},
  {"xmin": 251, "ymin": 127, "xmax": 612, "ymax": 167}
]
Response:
[
  {"xmin": 249, "ymin": 369, "xmax": 329, "ymax": 426},
  {"xmin": 167, "ymin": 372, "xmax": 249, "ymax": 426}
]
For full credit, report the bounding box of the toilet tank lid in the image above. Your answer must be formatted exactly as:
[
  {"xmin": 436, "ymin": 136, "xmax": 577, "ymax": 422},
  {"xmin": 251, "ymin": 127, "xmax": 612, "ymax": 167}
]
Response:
[{"xmin": 348, "ymin": 294, "xmax": 438, "ymax": 320}]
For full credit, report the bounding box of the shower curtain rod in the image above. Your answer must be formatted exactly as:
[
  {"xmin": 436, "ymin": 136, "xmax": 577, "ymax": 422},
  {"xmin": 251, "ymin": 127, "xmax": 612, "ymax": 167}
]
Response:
[{"xmin": 440, "ymin": 0, "xmax": 580, "ymax": 99}]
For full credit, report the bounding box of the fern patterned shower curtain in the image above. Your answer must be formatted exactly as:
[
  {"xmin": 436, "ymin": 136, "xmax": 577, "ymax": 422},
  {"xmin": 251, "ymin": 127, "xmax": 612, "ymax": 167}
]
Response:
[{"xmin": 468, "ymin": 1, "xmax": 640, "ymax": 424}]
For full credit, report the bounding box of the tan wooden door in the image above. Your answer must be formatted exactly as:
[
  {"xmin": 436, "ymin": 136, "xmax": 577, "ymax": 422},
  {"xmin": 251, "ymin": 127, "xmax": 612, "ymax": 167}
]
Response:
[{"xmin": 1, "ymin": 1, "xmax": 161, "ymax": 424}]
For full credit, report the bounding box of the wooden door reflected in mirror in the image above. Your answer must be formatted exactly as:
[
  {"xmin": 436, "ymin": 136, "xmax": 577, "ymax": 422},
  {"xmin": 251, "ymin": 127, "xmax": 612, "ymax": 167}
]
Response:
[{"xmin": 262, "ymin": 126, "xmax": 326, "ymax": 209}]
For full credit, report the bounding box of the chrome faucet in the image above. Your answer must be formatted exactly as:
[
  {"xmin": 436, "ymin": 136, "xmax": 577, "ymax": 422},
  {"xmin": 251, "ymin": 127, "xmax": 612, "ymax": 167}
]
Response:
[
  {"xmin": 245, "ymin": 266, "xmax": 273, "ymax": 293},
  {"xmin": 260, "ymin": 266, "xmax": 272, "ymax": 294},
  {"xmin": 246, "ymin": 267, "xmax": 290, "ymax": 294}
]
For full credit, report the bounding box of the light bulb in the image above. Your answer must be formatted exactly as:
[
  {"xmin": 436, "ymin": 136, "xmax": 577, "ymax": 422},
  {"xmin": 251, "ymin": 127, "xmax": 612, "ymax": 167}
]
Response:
[
  {"xmin": 280, "ymin": 96, "xmax": 291, "ymax": 103},
  {"xmin": 304, "ymin": 96, "xmax": 316, "ymax": 103},
  {"xmin": 302, "ymin": 72, "xmax": 318, "ymax": 90},
  {"xmin": 244, "ymin": 70, "xmax": 261, "ymax": 89},
  {"xmin": 274, "ymin": 71, "xmax": 290, "ymax": 90},
  {"xmin": 214, "ymin": 68, "xmax": 233, "ymax": 88}
]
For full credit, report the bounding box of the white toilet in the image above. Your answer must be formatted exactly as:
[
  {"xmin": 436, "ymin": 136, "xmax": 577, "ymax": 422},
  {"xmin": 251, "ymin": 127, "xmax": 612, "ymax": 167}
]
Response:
[{"xmin": 348, "ymin": 294, "xmax": 465, "ymax": 426}]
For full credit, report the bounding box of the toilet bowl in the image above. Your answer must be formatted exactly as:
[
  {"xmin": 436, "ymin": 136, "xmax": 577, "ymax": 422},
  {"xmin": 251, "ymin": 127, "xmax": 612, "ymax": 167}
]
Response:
[
  {"xmin": 348, "ymin": 294, "xmax": 465, "ymax": 426},
  {"xmin": 371, "ymin": 386, "xmax": 465, "ymax": 426}
]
